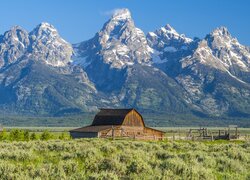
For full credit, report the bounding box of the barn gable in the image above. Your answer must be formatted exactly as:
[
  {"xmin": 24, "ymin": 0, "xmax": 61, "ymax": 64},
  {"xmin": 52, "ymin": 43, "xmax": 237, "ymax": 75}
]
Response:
[{"xmin": 122, "ymin": 109, "xmax": 145, "ymax": 127}]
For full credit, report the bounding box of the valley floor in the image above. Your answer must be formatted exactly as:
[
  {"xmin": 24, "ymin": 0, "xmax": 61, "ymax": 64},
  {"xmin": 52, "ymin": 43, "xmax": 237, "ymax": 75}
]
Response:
[{"xmin": 0, "ymin": 138, "xmax": 249, "ymax": 179}]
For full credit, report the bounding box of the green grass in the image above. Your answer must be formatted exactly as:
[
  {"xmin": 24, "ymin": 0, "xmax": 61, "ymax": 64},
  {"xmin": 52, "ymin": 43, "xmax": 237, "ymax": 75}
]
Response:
[{"xmin": 0, "ymin": 139, "xmax": 249, "ymax": 179}]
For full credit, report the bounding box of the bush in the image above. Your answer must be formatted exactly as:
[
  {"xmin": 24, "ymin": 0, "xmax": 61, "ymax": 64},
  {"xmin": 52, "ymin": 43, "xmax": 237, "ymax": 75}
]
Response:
[
  {"xmin": 9, "ymin": 129, "xmax": 24, "ymax": 141},
  {"xmin": 40, "ymin": 130, "xmax": 53, "ymax": 141},
  {"xmin": 23, "ymin": 130, "xmax": 30, "ymax": 141},
  {"xmin": 0, "ymin": 129, "xmax": 8, "ymax": 140},
  {"xmin": 30, "ymin": 133, "xmax": 38, "ymax": 140}
]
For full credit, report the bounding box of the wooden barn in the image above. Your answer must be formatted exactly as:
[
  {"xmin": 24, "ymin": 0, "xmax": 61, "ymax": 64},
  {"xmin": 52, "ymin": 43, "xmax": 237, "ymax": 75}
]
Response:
[{"xmin": 70, "ymin": 108, "xmax": 165, "ymax": 140}]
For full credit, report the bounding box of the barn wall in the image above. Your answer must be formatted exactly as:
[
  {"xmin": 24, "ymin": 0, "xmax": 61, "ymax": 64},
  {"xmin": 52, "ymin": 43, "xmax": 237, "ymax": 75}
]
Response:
[
  {"xmin": 113, "ymin": 126, "xmax": 144, "ymax": 137},
  {"xmin": 143, "ymin": 127, "xmax": 164, "ymax": 140},
  {"xmin": 70, "ymin": 132, "xmax": 98, "ymax": 138},
  {"xmin": 98, "ymin": 128, "xmax": 112, "ymax": 138},
  {"xmin": 123, "ymin": 110, "xmax": 144, "ymax": 127},
  {"xmin": 98, "ymin": 126, "xmax": 164, "ymax": 140}
]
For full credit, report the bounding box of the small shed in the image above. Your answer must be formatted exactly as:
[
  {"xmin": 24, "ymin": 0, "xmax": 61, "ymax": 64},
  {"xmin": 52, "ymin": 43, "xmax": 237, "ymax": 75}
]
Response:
[{"xmin": 70, "ymin": 108, "xmax": 165, "ymax": 140}]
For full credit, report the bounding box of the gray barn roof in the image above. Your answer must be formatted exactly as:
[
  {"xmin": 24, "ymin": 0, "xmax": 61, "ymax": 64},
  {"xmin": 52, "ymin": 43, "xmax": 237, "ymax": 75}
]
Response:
[{"xmin": 91, "ymin": 108, "xmax": 133, "ymax": 126}]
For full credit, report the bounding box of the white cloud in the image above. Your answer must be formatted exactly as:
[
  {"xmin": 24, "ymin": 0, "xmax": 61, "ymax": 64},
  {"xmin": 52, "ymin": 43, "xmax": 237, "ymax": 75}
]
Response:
[{"xmin": 100, "ymin": 8, "xmax": 126, "ymax": 17}]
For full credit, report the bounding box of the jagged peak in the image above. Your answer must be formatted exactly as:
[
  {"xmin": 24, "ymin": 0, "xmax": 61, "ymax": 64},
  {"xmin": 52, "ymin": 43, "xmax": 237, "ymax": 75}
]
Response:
[
  {"xmin": 148, "ymin": 31, "xmax": 157, "ymax": 37},
  {"xmin": 197, "ymin": 39, "xmax": 209, "ymax": 48},
  {"xmin": 37, "ymin": 22, "xmax": 56, "ymax": 29},
  {"xmin": 1, "ymin": 25, "xmax": 29, "ymax": 43},
  {"xmin": 2, "ymin": 26, "xmax": 28, "ymax": 37},
  {"xmin": 154, "ymin": 24, "xmax": 193, "ymax": 43},
  {"xmin": 164, "ymin": 24, "xmax": 177, "ymax": 33},
  {"xmin": 30, "ymin": 22, "xmax": 58, "ymax": 37},
  {"xmin": 210, "ymin": 26, "xmax": 231, "ymax": 37},
  {"xmin": 158, "ymin": 24, "xmax": 178, "ymax": 35},
  {"xmin": 111, "ymin": 8, "xmax": 132, "ymax": 21},
  {"xmin": 10, "ymin": 25, "xmax": 27, "ymax": 32}
]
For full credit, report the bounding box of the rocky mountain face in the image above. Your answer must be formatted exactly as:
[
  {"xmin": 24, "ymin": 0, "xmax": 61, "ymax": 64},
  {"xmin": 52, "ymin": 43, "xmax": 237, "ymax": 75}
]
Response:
[
  {"xmin": 0, "ymin": 23, "xmax": 99, "ymax": 115},
  {"xmin": 147, "ymin": 24, "xmax": 250, "ymax": 117},
  {"xmin": 0, "ymin": 23, "xmax": 73, "ymax": 68},
  {"xmin": 0, "ymin": 8, "xmax": 250, "ymax": 121},
  {"xmin": 74, "ymin": 9, "xmax": 152, "ymax": 69}
]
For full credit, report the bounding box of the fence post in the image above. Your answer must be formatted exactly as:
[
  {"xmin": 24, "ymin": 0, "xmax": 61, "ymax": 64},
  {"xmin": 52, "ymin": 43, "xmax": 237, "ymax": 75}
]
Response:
[{"xmin": 112, "ymin": 126, "xmax": 114, "ymax": 140}]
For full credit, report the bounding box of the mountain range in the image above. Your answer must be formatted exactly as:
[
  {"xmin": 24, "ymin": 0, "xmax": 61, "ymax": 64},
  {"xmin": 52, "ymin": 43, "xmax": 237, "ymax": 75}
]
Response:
[{"xmin": 1, "ymin": 8, "xmax": 250, "ymax": 124}]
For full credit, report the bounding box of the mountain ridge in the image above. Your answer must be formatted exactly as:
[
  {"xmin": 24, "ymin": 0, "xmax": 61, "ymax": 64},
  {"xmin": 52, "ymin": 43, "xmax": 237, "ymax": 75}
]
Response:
[{"xmin": 0, "ymin": 8, "xmax": 250, "ymax": 124}]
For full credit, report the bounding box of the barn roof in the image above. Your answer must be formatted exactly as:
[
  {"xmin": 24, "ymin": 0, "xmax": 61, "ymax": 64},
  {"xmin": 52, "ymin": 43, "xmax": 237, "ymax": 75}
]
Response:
[
  {"xmin": 69, "ymin": 125, "xmax": 116, "ymax": 133},
  {"xmin": 91, "ymin": 108, "xmax": 134, "ymax": 126}
]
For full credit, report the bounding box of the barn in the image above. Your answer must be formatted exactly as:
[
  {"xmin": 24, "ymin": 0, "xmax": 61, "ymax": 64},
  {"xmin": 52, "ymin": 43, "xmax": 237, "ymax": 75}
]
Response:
[{"xmin": 70, "ymin": 108, "xmax": 165, "ymax": 140}]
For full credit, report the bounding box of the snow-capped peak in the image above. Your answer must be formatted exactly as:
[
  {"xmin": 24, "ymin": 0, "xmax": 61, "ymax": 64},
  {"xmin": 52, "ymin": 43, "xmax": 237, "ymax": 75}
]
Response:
[
  {"xmin": 163, "ymin": 24, "xmax": 178, "ymax": 35},
  {"xmin": 3, "ymin": 25, "xmax": 29, "ymax": 43},
  {"xmin": 147, "ymin": 23, "xmax": 193, "ymax": 56},
  {"xmin": 0, "ymin": 25, "xmax": 30, "ymax": 68},
  {"xmin": 30, "ymin": 22, "xmax": 58, "ymax": 39},
  {"xmin": 111, "ymin": 8, "xmax": 131, "ymax": 21},
  {"xmin": 10, "ymin": 25, "xmax": 26, "ymax": 32},
  {"xmin": 150, "ymin": 24, "xmax": 193, "ymax": 44},
  {"xmin": 210, "ymin": 26, "xmax": 231, "ymax": 37},
  {"xmin": 37, "ymin": 22, "xmax": 57, "ymax": 31},
  {"xmin": 74, "ymin": 8, "xmax": 152, "ymax": 69},
  {"xmin": 206, "ymin": 26, "xmax": 250, "ymax": 72},
  {"xmin": 27, "ymin": 22, "xmax": 73, "ymax": 67}
]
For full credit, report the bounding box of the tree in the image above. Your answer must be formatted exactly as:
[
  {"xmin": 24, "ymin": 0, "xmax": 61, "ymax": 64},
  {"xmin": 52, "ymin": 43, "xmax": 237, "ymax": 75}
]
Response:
[
  {"xmin": 23, "ymin": 130, "xmax": 30, "ymax": 141},
  {"xmin": 40, "ymin": 130, "xmax": 52, "ymax": 140},
  {"xmin": 9, "ymin": 129, "xmax": 24, "ymax": 141},
  {"xmin": 30, "ymin": 132, "xmax": 38, "ymax": 140},
  {"xmin": 0, "ymin": 128, "xmax": 8, "ymax": 140},
  {"xmin": 59, "ymin": 131, "xmax": 70, "ymax": 140}
]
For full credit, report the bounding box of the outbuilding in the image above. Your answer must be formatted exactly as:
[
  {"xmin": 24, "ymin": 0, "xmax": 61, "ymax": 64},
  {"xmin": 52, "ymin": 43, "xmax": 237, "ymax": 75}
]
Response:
[{"xmin": 70, "ymin": 108, "xmax": 164, "ymax": 140}]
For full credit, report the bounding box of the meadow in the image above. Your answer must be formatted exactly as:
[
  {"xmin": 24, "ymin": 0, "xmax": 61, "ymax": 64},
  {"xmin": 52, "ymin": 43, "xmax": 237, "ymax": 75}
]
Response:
[{"xmin": 0, "ymin": 130, "xmax": 249, "ymax": 180}]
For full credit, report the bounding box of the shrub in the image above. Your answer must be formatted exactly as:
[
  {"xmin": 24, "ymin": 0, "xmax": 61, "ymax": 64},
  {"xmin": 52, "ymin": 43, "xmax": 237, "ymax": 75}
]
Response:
[
  {"xmin": 0, "ymin": 129, "xmax": 8, "ymax": 141},
  {"xmin": 30, "ymin": 133, "xmax": 38, "ymax": 140},
  {"xmin": 40, "ymin": 130, "xmax": 53, "ymax": 141},
  {"xmin": 23, "ymin": 130, "xmax": 30, "ymax": 141},
  {"xmin": 9, "ymin": 129, "xmax": 24, "ymax": 141}
]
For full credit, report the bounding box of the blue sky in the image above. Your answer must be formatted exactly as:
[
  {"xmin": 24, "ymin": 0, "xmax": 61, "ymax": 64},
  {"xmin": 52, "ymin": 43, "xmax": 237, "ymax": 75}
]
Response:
[{"xmin": 0, "ymin": 0, "xmax": 249, "ymax": 45}]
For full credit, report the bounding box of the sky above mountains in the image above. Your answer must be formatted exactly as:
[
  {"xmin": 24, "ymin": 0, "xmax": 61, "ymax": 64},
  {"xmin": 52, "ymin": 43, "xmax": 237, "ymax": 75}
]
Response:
[{"xmin": 0, "ymin": 0, "xmax": 249, "ymax": 45}]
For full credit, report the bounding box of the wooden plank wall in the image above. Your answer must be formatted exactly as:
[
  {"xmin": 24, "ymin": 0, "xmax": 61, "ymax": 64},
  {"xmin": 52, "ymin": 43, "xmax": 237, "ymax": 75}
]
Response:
[
  {"xmin": 122, "ymin": 110, "xmax": 144, "ymax": 127},
  {"xmin": 99, "ymin": 126, "xmax": 164, "ymax": 140}
]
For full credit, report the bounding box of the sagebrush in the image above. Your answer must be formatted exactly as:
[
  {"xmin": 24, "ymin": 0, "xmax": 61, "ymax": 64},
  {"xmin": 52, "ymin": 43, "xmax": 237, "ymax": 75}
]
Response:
[{"xmin": 0, "ymin": 139, "xmax": 249, "ymax": 179}]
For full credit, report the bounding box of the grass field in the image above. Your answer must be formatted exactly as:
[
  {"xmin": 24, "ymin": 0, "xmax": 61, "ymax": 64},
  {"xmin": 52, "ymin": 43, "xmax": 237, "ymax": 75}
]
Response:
[
  {"xmin": 0, "ymin": 138, "xmax": 249, "ymax": 179},
  {"xmin": 0, "ymin": 127, "xmax": 250, "ymax": 179}
]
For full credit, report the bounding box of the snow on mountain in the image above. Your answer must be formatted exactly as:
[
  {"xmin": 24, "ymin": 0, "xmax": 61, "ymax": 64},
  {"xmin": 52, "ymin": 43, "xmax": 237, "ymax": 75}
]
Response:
[
  {"xmin": 28, "ymin": 22, "xmax": 73, "ymax": 67},
  {"xmin": 74, "ymin": 8, "xmax": 153, "ymax": 69},
  {"xmin": 0, "ymin": 26, "xmax": 29, "ymax": 68},
  {"xmin": 206, "ymin": 26, "xmax": 250, "ymax": 73},
  {"xmin": 180, "ymin": 39, "xmax": 227, "ymax": 71},
  {"xmin": 147, "ymin": 24, "xmax": 194, "ymax": 64},
  {"xmin": 0, "ymin": 22, "xmax": 73, "ymax": 69},
  {"xmin": 1, "ymin": 10, "xmax": 250, "ymax": 118},
  {"xmin": 147, "ymin": 24, "xmax": 193, "ymax": 51},
  {"xmin": 111, "ymin": 8, "xmax": 132, "ymax": 21}
]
